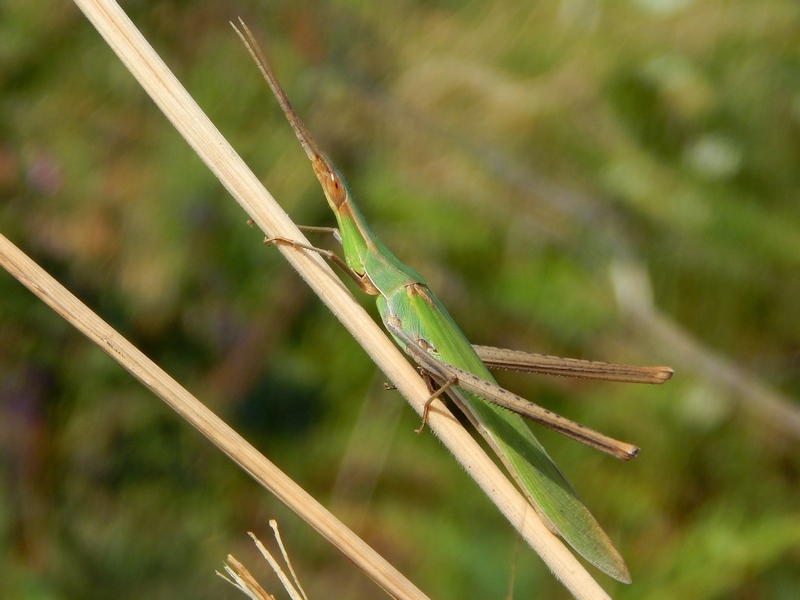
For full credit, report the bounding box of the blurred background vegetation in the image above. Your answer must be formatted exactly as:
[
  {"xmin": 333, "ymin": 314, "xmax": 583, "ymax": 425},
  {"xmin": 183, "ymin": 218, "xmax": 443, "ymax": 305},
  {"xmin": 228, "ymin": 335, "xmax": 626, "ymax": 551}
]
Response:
[{"xmin": 2, "ymin": 0, "xmax": 800, "ymax": 598}]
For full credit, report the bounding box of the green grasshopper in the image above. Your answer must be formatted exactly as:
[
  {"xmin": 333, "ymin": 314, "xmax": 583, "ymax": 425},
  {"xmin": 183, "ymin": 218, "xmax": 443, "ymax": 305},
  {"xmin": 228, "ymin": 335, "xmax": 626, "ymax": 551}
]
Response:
[{"xmin": 233, "ymin": 20, "xmax": 672, "ymax": 583}]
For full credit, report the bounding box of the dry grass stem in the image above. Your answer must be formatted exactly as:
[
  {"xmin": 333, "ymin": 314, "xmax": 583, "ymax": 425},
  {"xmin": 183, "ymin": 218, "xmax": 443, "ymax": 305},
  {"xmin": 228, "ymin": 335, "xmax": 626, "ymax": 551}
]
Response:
[
  {"xmin": 219, "ymin": 527, "xmax": 307, "ymax": 600},
  {"xmin": 266, "ymin": 521, "xmax": 309, "ymax": 600},
  {"xmin": 0, "ymin": 233, "xmax": 427, "ymax": 598},
  {"xmin": 218, "ymin": 554, "xmax": 276, "ymax": 600},
  {"xmin": 249, "ymin": 528, "xmax": 307, "ymax": 600}
]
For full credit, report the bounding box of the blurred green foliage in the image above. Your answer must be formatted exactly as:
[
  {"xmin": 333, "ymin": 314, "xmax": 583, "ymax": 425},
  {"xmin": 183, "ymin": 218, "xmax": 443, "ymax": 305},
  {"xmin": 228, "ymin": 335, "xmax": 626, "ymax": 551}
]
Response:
[{"xmin": 1, "ymin": 0, "xmax": 799, "ymax": 598}]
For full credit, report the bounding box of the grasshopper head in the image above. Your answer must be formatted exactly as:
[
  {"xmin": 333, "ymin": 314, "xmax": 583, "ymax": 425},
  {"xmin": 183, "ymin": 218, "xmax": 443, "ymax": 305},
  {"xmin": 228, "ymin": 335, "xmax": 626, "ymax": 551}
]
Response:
[{"xmin": 312, "ymin": 155, "xmax": 348, "ymax": 212}]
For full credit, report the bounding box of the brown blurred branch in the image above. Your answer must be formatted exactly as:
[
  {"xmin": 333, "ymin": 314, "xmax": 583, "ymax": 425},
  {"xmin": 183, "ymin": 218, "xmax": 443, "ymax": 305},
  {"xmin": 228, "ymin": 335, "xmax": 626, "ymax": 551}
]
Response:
[{"xmin": 612, "ymin": 260, "xmax": 800, "ymax": 438}]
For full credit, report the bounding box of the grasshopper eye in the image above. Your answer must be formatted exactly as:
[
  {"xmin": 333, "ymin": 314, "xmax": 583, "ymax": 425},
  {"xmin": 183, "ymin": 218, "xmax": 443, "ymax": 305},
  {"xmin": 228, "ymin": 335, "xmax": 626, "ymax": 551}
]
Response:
[
  {"xmin": 321, "ymin": 169, "xmax": 347, "ymax": 208},
  {"xmin": 311, "ymin": 157, "xmax": 347, "ymax": 208}
]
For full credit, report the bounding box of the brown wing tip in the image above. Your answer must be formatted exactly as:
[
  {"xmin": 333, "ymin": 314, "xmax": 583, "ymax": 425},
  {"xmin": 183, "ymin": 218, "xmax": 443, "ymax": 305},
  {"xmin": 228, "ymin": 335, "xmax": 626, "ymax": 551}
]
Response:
[
  {"xmin": 651, "ymin": 367, "xmax": 674, "ymax": 383},
  {"xmin": 622, "ymin": 445, "xmax": 639, "ymax": 460}
]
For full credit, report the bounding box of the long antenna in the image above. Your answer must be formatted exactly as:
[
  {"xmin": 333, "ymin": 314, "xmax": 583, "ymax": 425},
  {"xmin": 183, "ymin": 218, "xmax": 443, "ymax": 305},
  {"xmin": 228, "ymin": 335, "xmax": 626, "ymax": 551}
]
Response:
[{"xmin": 231, "ymin": 18, "xmax": 323, "ymax": 162}]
